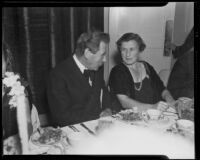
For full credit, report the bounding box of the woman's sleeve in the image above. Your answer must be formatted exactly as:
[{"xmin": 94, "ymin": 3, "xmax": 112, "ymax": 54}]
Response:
[{"xmin": 108, "ymin": 67, "xmax": 131, "ymax": 97}]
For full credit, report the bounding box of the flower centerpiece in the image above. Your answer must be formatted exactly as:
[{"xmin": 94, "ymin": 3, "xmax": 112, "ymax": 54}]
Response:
[
  {"xmin": 2, "ymin": 72, "xmax": 28, "ymax": 108},
  {"xmin": 2, "ymin": 72, "xmax": 30, "ymax": 154}
]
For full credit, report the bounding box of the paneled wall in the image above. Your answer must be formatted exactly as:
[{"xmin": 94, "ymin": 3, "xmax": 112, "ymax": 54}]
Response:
[{"xmin": 3, "ymin": 7, "xmax": 104, "ymax": 114}]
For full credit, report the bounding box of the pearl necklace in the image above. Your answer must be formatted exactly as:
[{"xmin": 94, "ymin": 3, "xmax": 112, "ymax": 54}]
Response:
[
  {"xmin": 134, "ymin": 80, "xmax": 143, "ymax": 91},
  {"xmin": 129, "ymin": 62, "xmax": 143, "ymax": 91}
]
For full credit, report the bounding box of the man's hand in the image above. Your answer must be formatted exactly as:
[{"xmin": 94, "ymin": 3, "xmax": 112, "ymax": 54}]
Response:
[{"xmin": 100, "ymin": 108, "xmax": 112, "ymax": 117}]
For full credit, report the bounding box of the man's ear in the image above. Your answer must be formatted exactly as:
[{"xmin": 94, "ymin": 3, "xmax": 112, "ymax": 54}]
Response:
[{"xmin": 84, "ymin": 48, "xmax": 92, "ymax": 59}]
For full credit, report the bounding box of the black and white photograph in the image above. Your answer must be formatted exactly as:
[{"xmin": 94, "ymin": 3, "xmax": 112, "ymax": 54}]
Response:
[{"xmin": 2, "ymin": 2, "xmax": 195, "ymax": 159}]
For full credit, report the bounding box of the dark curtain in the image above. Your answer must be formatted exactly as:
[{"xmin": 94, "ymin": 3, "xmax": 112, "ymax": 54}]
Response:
[{"xmin": 2, "ymin": 7, "xmax": 104, "ymax": 114}]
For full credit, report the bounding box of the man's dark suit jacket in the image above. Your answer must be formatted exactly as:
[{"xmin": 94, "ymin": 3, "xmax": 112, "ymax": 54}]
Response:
[
  {"xmin": 167, "ymin": 27, "xmax": 194, "ymax": 100},
  {"xmin": 47, "ymin": 56, "xmax": 112, "ymax": 127},
  {"xmin": 167, "ymin": 50, "xmax": 194, "ymax": 100}
]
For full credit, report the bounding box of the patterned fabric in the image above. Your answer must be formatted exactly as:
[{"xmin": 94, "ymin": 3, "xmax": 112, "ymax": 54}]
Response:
[{"xmin": 31, "ymin": 104, "xmax": 41, "ymax": 133}]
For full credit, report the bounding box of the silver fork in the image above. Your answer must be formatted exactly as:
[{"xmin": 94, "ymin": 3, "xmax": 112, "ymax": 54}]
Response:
[{"xmin": 69, "ymin": 125, "xmax": 79, "ymax": 132}]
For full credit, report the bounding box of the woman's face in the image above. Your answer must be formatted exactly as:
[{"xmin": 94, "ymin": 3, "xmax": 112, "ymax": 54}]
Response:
[
  {"xmin": 120, "ymin": 40, "xmax": 140, "ymax": 65},
  {"xmin": 2, "ymin": 53, "xmax": 6, "ymax": 77}
]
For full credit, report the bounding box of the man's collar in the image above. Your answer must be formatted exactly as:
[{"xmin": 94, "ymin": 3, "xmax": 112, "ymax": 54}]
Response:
[{"xmin": 73, "ymin": 54, "xmax": 88, "ymax": 73}]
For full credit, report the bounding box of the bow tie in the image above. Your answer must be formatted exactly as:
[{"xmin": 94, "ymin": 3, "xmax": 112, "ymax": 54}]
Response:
[{"xmin": 83, "ymin": 69, "xmax": 95, "ymax": 81}]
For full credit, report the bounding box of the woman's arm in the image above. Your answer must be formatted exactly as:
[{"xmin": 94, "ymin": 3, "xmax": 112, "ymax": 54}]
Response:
[
  {"xmin": 161, "ymin": 89, "xmax": 175, "ymax": 104},
  {"xmin": 116, "ymin": 94, "xmax": 156, "ymax": 112}
]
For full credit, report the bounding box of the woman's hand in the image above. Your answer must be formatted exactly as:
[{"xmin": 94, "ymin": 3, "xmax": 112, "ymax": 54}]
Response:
[
  {"xmin": 156, "ymin": 101, "xmax": 169, "ymax": 111},
  {"xmin": 162, "ymin": 89, "xmax": 175, "ymax": 104}
]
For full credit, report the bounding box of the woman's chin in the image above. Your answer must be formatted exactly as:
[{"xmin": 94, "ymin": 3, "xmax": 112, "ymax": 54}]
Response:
[{"xmin": 124, "ymin": 61, "xmax": 136, "ymax": 66}]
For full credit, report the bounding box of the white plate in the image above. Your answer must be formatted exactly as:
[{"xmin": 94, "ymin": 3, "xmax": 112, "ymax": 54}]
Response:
[
  {"xmin": 176, "ymin": 119, "xmax": 194, "ymax": 131},
  {"xmin": 67, "ymin": 132, "xmax": 87, "ymax": 146},
  {"xmin": 30, "ymin": 127, "xmax": 68, "ymax": 147}
]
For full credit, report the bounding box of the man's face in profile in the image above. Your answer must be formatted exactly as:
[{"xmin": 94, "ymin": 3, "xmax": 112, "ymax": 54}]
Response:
[{"xmin": 87, "ymin": 41, "xmax": 107, "ymax": 71}]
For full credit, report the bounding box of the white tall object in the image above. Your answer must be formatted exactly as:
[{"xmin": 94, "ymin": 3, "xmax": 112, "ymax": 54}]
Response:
[{"xmin": 17, "ymin": 95, "xmax": 29, "ymax": 154}]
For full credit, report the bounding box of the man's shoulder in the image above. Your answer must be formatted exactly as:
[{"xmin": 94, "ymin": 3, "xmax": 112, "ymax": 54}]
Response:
[{"xmin": 50, "ymin": 56, "xmax": 74, "ymax": 75}]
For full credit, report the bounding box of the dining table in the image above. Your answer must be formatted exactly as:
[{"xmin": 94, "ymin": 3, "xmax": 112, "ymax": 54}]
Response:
[{"xmin": 27, "ymin": 107, "xmax": 195, "ymax": 159}]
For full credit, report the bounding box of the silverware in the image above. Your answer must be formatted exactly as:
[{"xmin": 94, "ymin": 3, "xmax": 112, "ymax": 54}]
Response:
[
  {"xmin": 69, "ymin": 125, "xmax": 77, "ymax": 132},
  {"xmin": 69, "ymin": 125, "xmax": 80, "ymax": 132},
  {"xmin": 111, "ymin": 115, "xmax": 116, "ymax": 118},
  {"xmin": 80, "ymin": 123, "xmax": 95, "ymax": 136},
  {"xmin": 72, "ymin": 125, "xmax": 80, "ymax": 132}
]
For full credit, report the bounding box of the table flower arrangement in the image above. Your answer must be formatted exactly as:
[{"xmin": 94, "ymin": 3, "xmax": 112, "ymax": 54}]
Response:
[{"xmin": 2, "ymin": 72, "xmax": 29, "ymax": 107}]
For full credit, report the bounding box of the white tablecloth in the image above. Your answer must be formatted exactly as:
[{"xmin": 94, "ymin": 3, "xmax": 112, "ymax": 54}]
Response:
[{"xmin": 28, "ymin": 112, "xmax": 194, "ymax": 158}]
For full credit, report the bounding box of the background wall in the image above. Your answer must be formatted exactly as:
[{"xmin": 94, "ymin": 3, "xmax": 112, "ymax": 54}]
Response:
[
  {"xmin": 170, "ymin": 2, "xmax": 194, "ymax": 68},
  {"xmin": 173, "ymin": 2, "xmax": 194, "ymax": 45},
  {"xmin": 104, "ymin": 2, "xmax": 194, "ymax": 83},
  {"xmin": 104, "ymin": 4, "xmax": 176, "ymax": 83}
]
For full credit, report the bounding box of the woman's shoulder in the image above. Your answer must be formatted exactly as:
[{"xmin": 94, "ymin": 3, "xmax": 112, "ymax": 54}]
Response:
[
  {"xmin": 139, "ymin": 60, "xmax": 153, "ymax": 68},
  {"xmin": 109, "ymin": 63, "xmax": 131, "ymax": 83},
  {"xmin": 139, "ymin": 61, "xmax": 156, "ymax": 73},
  {"xmin": 111, "ymin": 63, "xmax": 128, "ymax": 74}
]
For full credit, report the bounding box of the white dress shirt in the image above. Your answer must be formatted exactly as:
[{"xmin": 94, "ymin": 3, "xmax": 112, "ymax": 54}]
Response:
[
  {"xmin": 73, "ymin": 54, "xmax": 92, "ymax": 86},
  {"xmin": 73, "ymin": 54, "xmax": 102, "ymax": 108}
]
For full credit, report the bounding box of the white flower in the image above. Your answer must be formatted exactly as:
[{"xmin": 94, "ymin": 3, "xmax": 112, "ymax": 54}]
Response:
[
  {"xmin": 9, "ymin": 96, "xmax": 18, "ymax": 108},
  {"xmin": 3, "ymin": 72, "xmax": 26, "ymax": 109},
  {"xmin": 5, "ymin": 72, "xmax": 14, "ymax": 77},
  {"xmin": 8, "ymin": 82, "xmax": 25, "ymax": 96},
  {"xmin": 3, "ymin": 77, "xmax": 16, "ymax": 87},
  {"xmin": 3, "ymin": 73, "xmax": 20, "ymax": 87}
]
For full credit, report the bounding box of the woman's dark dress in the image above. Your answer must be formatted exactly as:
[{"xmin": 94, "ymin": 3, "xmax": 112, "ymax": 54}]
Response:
[{"xmin": 109, "ymin": 61, "xmax": 166, "ymax": 112}]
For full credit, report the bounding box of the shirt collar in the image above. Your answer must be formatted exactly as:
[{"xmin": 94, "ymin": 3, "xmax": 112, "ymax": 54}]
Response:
[{"xmin": 73, "ymin": 54, "xmax": 88, "ymax": 73}]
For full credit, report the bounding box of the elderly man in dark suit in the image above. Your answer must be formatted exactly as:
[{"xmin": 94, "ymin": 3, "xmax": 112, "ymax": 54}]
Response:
[{"xmin": 47, "ymin": 30, "xmax": 112, "ymax": 127}]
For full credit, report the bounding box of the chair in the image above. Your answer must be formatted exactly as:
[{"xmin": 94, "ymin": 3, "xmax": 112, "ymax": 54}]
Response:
[{"xmin": 158, "ymin": 69, "xmax": 171, "ymax": 87}]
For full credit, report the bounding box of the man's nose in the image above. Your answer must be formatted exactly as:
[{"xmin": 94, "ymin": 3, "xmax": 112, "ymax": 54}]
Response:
[{"xmin": 126, "ymin": 50, "xmax": 131, "ymax": 57}]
